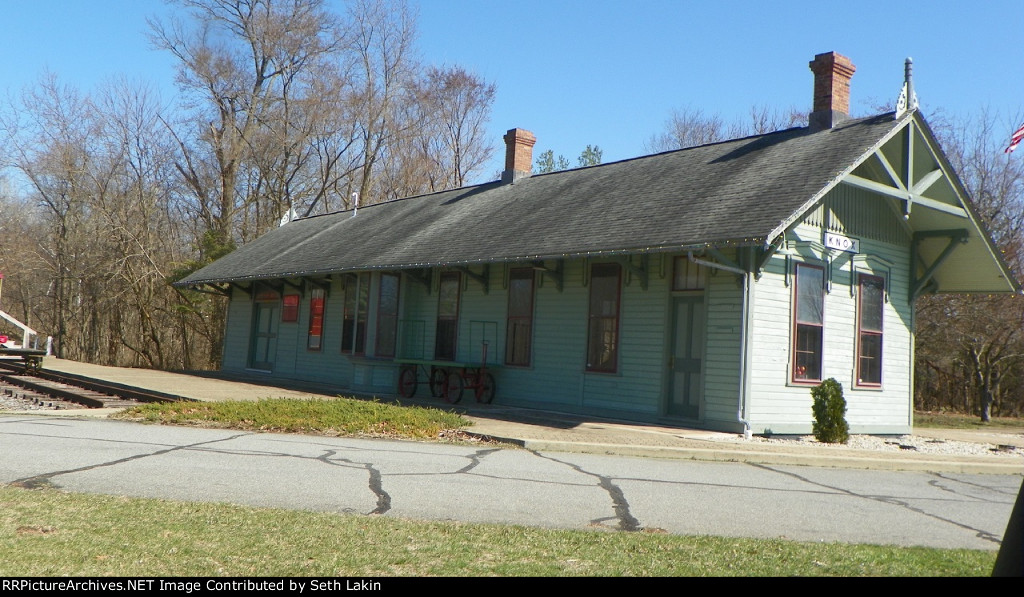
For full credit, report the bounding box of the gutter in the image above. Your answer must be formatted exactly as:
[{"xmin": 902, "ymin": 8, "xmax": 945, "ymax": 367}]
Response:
[{"xmin": 688, "ymin": 251, "xmax": 753, "ymax": 439}]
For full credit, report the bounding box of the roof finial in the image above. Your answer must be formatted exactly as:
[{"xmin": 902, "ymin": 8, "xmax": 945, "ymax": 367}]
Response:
[{"xmin": 895, "ymin": 57, "xmax": 919, "ymax": 118}]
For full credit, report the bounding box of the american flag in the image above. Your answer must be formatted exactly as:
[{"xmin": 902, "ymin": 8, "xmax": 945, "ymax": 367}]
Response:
[{"xmin": 1007, "ymin": 123, "xmax": 1024, "ymax": 154}]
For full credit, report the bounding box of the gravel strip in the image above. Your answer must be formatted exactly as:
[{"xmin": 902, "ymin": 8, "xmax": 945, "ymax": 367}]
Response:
[
  {"xmin": 0, "ymin": 392, "xmax": 64, "ymax": 411},
  {"xmin": 706, "ymin": 432, "xmax": 1024, "ymax": 458}
]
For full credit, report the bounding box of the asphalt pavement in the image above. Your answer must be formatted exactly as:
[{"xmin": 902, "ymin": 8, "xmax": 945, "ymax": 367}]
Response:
[
  {"xmin": 3, "ymin": 357, "xmax": 1024, "ymax": 551},
  {"xmin": 15, "ymin": 357, "xmax": 1024, "ymax": 476}
]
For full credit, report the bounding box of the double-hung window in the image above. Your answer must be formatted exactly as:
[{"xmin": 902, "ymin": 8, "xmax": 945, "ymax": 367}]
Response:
[
  {"xmin": 342, "ymin": 273, "xmax": 370, "ymax": 354},
  {"xmin": 792, "ymin": 263, "xmax": 824, "ymax": 382},
  {"xmin": 586, "ymin": 263, "xmax": 621, "ymax": 373},
  {"xmin": 435, "ymin": 272, "xmax": 461, "ymax": 361},
  {"xmin": 505, "ymin": 268, "xmax": 535, "ymax": 366},
  {"xmin": 282, "ymin": 294, "xmax": 300, "ymax": 323},
  {"xmin": 857, "ymin": 274, "xmax": 884, "ymax": 386}
]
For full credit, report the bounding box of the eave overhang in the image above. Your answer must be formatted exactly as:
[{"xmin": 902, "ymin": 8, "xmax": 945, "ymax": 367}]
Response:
[
  {"xmin": 172, "ymin": 237, "xmax": 769, "ymax": 291},
  {"xmin": 769, "ymin": 110, "xmax": 1020, "ymax": 296}
]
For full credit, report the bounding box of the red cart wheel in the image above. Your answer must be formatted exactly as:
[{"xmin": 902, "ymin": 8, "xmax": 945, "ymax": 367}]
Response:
[
  {"xmin": 398, "ymin": 366, "xmax": 417, "ymax": 398},
  {"xmin": 445, "ymin": 373, "xmax": 464, "ymax": 404},
  {"xmin": 476, "ymin": 372, "xmax": 495, "ymax": 404},
  {"xmin": 429, "ymin": 367, "xmax": 448, "ymax": 398}
]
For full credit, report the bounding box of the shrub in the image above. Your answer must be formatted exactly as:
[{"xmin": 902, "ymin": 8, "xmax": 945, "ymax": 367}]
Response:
[{"xmin": 811, "ymin": 378, "xmax": 849, "ymax": 444}]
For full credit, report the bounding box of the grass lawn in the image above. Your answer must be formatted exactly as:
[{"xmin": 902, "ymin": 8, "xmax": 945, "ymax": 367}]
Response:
[
  {"xmin": 914, "ymin": 411, "xmax": 1024, "ymax": 430},
  {"xmin": 111, "ymin": 396, "xmax": 474, "ymax": 440},
  {"xmin": 0, "ymin": 485, "xmax": 997, "ymax": 577}
]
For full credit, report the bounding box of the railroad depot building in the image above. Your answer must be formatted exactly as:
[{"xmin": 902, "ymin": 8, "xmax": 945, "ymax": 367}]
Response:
[{"xmin": 176, "ymin": 52, "xmax": 1019, "ymax": 435}]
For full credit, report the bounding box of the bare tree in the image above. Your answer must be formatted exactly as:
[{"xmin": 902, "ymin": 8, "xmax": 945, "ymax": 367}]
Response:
[
  {"xmin": 915, "ymin": 109, "xmax": 1024, "ymax": 420},
  {"xmin": 0, "ymin": 0, "xmax": 500, "ymax": 374},
  {"xmin": 344, "ymin": 0, "xmax": 419, "ymax": 205},
  {"xmin": 414, "ymin": 65, "xmax": 496, "ymax": 190},
  {"xmin": 645, "ymin": 107, "xmax": 737, "ymax": 152},
  {"xmin": 0, "ymin": 74, "xmax": 103, "ymax": 359},
  {"xmin": 150, "ymin": 0, "xmax": 343, "ymax": 246},
  {"xmin": 646, "ymin": 105, "xmax": 805, "ymax": 152}
]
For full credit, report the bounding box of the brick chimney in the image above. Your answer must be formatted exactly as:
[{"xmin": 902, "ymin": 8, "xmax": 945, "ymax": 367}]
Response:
[
  {"xmin": 501, "ymin": 128, "xmax": 536, "ymax": 183},
  {"xmin": 808, "ymin": 51, "xmax": 856, "ymax": 130}
]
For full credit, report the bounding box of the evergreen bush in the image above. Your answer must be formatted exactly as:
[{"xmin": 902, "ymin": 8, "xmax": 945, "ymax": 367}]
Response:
[{"xmin": 811, "ymin": 378, "xmax": 849, "ymax": 444}]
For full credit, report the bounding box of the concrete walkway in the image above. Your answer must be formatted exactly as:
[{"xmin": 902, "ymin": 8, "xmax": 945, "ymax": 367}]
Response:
[{"xmin": 16, "ymin": 357, "xmax": 1024, "ymax": 475}]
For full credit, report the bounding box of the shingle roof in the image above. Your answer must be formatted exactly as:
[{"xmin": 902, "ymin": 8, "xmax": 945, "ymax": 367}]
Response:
[{"xmin": 176, "ymin": 113, "xmax": 905, "ymax": 286}]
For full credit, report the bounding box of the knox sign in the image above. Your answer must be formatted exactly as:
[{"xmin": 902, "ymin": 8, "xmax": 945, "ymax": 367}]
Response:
[{"xmin": 824, "ymin": 232, "xmax": 860, "ymax": 254}]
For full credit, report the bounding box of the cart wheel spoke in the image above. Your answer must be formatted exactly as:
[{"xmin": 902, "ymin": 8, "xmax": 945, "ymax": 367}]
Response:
[
  {"xmin": 445, "ymin": 373, "xmax": 464, "ymax": 404},
  {"xmin": 398, "ymin": 367, "xmax": 417, "ymax": 398},
  {"xmin": 429, "ymin": 368, "xmax": 448, "ymax": 398},
  {"xmin": 476, "ymin": 372, "xmax": 496, "ymax": 404}
]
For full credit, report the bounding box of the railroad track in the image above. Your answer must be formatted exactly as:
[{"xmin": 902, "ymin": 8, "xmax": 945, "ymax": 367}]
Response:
[{"xmin": 0, "ymin": 359, "xmax": 189, "ymax": 411}]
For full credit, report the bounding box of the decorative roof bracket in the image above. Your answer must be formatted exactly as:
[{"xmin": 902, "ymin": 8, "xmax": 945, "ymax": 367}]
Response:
[
  {"xmin": 455, "ymin": 264, "xmax": 489, "ymax": 294},
  {"xmin": 229, "ymin": 282, "xmax": 252, "ymax": 296},
  {"xmin": 531, "ymin": 260, "xmax": 564, "ymax": 292},
  {"xmin": 306, "ymin": 277, "xmax": 331, "ymax": 296},
  {"xmin": 262, "ymin": 280, "xmax": 285, "ymax": 294},
  {"xmin": 911, "ymin": 229, "xmax": 969, "ymax": 300},
  {"xmin": 187, "ymin": 283, "xmax": 232, "ymax": 297},
  {"xmin": 707, "ymin": 248, "xmax": 744, "ymax": 274},
  {"xmin": 404, "ymin": 268, "xmax": 432, "ymax": 293},
  {"xmin": 755, "ymin": 239, "xmax": 783, "ymax": 280},
  {"xmin": 620, "ymin": 254, "xmax": 649, "ymax": 290}
]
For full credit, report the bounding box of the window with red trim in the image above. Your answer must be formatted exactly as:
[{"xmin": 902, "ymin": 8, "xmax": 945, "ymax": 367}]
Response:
[
  {"xmin": 587, "ymin": 263, "xmax": 621, "ymax": 373},
  {"xmin": 307, "ymin": 289, "xmax": 325, "ymax": 351},
  {"xmin": 857, "ymin": 274, "xmax": 884, "ymax": 386},
  {"xmin": 792, "ymin": 263, "xmax": 824, "ymax": 382},
  {"xmin": 282, "ymin": 294, "xmax": 300, "ymax": 323}
]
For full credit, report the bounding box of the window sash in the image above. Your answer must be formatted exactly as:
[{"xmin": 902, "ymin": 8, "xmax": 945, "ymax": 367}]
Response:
[
  {"xmin": 672, "ymin": 256, "xmax": 707, "ymax": 291},
  {"xmin": 792, "ymin": 263, "xmax": 824, "ymax": 382},
  {"xmin": 435, "ymin": 272, "xmax": 460, "ymax": 361},
  {"xmin": 794, "ymin": 323, "xmax": 823, "ymax": 381},
  {"xmin": 281, "ymin": 294, "xmax": 300, "ymax": 323},
  {"xmin": 342, "ymin": 273, "xmax": 370, "ymax": 354},
  {"xmin": 587, "ymin": 263, "xmax": 621, "ymax": 373},
  {"xmin": 857, "ymin": 274, "xmax": 885, "ymax": 386}
]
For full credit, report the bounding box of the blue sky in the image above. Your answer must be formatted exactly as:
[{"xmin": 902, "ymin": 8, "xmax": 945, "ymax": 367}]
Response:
[{"xmin": 3, "ymin": 0, "xmax": 1022, "ymax": 184}]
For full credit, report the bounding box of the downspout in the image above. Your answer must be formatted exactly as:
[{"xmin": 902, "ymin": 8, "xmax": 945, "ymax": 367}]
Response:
[{"xmin": 688, "ymin": 251, "xmax": 753, "ymax": 439}]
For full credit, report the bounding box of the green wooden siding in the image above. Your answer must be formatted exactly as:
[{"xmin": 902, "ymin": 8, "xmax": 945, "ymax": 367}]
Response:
[
  {"xmin": 699, "ymin": 264, "xmax": 744, "ymax": 429},
  {"xmin": 217, "ymin": 194, "xmax": 915, "ymax": 434},
  {"xmin": 746, "ymin": 189, "xmax": 914, "ymax": 434},
  {"xmin": 221, "ymin": 289, "xmax": 251, "ymax": 371}
]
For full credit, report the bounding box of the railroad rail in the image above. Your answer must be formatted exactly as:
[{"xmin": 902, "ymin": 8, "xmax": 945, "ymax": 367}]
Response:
[{"xmin": 0, "ymin": 358, "xmax": 191, "ymax": 410}]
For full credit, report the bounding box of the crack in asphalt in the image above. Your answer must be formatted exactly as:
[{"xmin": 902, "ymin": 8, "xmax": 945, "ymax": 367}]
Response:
[
  {"xmin": 931, "ymin": 473, "xmax": 1023, "ymax": 497},
  {"xmin": 4, "ymin": 427, "xmax": 400, "ymax": 517},
  {"xmin": 4, "ymin": 420, "xmax": 1014, "ymax": 547},
  {"xmin": 9, "ymin": 432, "xmax": 253, "ymax": 490},
  {"xmin": 317, "ymin": 450, "xmax": 391, "ymax": 515},
  {"xmin": 752, "ymin": 463, "xmax": 1005, "ymax": 545},
  {"xmin": 454, "ymin": 448, "xmax": 502, "ymax": 474},
  {"xmin": 532, "ymin": 451, "xmax": 641, "ymax": 532}
]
